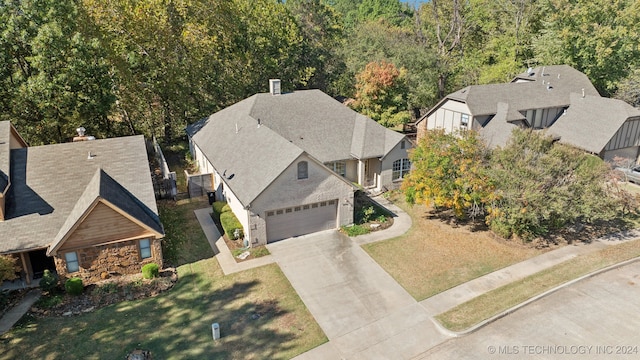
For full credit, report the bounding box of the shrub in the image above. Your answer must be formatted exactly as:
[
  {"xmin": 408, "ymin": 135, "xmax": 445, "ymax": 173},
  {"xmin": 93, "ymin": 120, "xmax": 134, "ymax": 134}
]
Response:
[
  {"xmin": 220, "ymin": 211, "xmax": 244, "ymax": 239},
  {"xmin": 36, "ymin": 293, "xmax": 64, "ymax": 309},
  {"xmin": 39, "ymin": 270, "xmax": 59, "ymax": 293},
  {"xmin": 0, "ymin": 254, "xmax": 18, "ymax": 282},
  {"xmin": 65, "ymin": 277, "xmax": 84, "ymax": 296},
  {"xmin": 341, "ymin": 224, "xmax": 371, "ymax": 237},
  {"xmin": 212, "ymin": 201, "xmax": 228, "ymax": 215},
  {"xmin": 142, "ymin": 263, "xmax": 159, "ymax": 279}
]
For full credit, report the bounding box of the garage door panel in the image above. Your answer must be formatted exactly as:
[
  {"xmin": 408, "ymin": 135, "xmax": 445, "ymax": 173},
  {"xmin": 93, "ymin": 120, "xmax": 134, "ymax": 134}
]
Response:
[{"xmin": 266, "ymin": 200, "xmax": 337, "ymax": 242}]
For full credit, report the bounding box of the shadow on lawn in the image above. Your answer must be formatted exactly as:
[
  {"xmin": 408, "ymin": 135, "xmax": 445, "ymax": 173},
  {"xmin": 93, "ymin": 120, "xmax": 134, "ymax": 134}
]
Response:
[
  {"xmin": 423, "ymin": 206, "xmax": 489, "ymax": 233},
  {"xmin": 1, "ymin": 271, "xmax": 301, "ymax": 360}
]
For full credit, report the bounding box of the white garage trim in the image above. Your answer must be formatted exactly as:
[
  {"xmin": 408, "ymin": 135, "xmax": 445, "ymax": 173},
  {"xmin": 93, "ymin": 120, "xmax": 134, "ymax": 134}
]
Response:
[{"xmin": 266, "ymin": 199, "xmax": 338, "ymax": 242}]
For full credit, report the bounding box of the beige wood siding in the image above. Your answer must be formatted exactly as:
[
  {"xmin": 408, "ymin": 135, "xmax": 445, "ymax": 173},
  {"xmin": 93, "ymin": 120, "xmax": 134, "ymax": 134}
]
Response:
[{"xmin": 59, "ymin": 202, "xmax": 154, "ymax": 251}]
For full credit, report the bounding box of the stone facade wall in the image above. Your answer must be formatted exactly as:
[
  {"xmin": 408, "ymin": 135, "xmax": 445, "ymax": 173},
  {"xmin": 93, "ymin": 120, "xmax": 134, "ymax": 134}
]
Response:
[{"xmin": 54, "ymin": 238, "xmax": 163, "ymax": 285}]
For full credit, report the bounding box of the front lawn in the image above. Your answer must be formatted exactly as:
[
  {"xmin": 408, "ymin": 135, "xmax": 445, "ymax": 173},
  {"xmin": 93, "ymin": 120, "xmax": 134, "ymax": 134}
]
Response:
[
  {"xmin": 363, "ymin": 192, "xmax": 544, "ymax": 300},
  {"xmin": 0, "ymin": 199, "xmax": 325, "ymax": 359},
  {"xmin": 436, "ymin": 239, "xmax": 640, "ymax": 331}
]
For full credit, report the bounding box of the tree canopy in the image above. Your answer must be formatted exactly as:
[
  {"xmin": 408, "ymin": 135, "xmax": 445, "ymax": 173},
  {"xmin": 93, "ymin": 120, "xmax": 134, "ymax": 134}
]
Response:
[
  {"xmin": 2, "ymin": 0, "xmax": 639, "ymax": 144},
  {"xmin": 404, "ymin": 128, "xmax": 622, "ymax": 240}
]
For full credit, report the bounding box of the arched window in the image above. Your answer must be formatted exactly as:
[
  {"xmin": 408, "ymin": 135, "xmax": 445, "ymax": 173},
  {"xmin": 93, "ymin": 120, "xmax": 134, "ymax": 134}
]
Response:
[
  {"xmin": 297, "ymin": 161, "xmax": 308, "ymax": 179},
  {"xmin": 392, "ymin": 159, "xmax": 411, "ymax": 180}
]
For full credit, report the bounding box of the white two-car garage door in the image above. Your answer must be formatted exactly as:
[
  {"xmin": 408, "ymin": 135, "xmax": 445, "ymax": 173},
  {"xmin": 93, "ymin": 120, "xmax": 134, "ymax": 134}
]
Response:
[{"xmin": 266, "ymin": 199, "xmax": 338, "ymax": 242}]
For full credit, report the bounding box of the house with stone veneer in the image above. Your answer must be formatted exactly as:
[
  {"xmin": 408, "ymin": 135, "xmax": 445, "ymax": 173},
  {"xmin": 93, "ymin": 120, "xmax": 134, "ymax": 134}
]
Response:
[
  {"xmin": 0, "ymin": 121, "xmax": 164, "ymax": 286},
  {"xmin": 416, "ymin": 65, "xmax": 640, "ymax": 163},
  {"xmin": 186, "ymin": 80, "xmax": 412, "ymax": 245}
]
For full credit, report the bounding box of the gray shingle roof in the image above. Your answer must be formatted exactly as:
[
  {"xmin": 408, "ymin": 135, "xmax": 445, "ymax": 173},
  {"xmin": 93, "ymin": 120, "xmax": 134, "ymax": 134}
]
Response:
[
  {"xmin": 0, "ymin": 135, "xmax": 161, "ymax": 253},
  {"xmin": 188, "ymin": 89, "xmax": 406, "ymax": 206},
  {"xmin": 547, "ymin": 94, "xmax": 640, "ymax": 154},
  {"xmin": 447, "ymin": 65, "xmax": 599, "ymax": 120}
]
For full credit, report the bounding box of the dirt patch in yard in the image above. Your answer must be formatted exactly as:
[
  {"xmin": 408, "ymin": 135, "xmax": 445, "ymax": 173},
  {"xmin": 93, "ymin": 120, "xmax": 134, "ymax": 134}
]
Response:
[{"xmin": 30, "ymin": 268, "xmax": 177, "ymax": 317}]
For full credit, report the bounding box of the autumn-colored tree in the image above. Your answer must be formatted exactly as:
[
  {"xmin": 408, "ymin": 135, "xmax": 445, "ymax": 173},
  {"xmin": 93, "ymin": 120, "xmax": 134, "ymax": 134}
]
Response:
[
  {"xmin": 0, "ymin": 255, "xmax": 18, "ymax": 283},
  {"xmin": 402, "ymin": 129, "xmax": 495, "ymax": 219},
  {"xmin": 352, "ymin": 60, "xmax": 411, "ymax": 127}
]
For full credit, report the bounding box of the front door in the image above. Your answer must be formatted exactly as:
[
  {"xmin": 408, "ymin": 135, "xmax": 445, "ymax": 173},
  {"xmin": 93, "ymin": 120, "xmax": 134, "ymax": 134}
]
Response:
[
  {"xmin": 29, "ymin": 249, "xmax": 56, "ymax": 279},
  {"xmin": 365, "ymin": 159, "xmax": 376, "ymax": 188}
]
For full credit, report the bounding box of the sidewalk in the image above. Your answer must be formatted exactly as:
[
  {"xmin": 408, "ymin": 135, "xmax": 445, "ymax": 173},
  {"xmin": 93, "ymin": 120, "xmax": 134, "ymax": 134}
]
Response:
[
  {"xmin": 0, "ymin": 289, "xmax": 40, "ymax": 335},
  {"xmin": 421, "ymin": 228, "xmax": 640, "ymax": 317},
  {"xmin": 193, "ymin": 208, "xmax": 275, "ymax": 275},
  {"xmin": 351, "ymin": 195, "xmax": 412, "ymax": 245}
]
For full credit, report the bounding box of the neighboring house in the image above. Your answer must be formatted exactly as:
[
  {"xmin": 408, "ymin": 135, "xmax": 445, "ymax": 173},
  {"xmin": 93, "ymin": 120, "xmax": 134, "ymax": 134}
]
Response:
[
  {"xmin": 186, "ymin": 80, "xmax": 412, "ymax": 245},
  {"xmin": 416, "ymin": 65, "xmax": 640, "ymax": 162},
  {"xmin": 0, "ymin": 121, "xmax": 164, "ymax": 286}
]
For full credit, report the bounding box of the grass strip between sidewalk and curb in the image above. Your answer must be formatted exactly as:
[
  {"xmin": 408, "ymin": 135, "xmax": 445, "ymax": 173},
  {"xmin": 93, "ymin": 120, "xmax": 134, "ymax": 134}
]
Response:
[{"xmin": 436, "ymin": 239, "xmax": 640, "ymax": 332}]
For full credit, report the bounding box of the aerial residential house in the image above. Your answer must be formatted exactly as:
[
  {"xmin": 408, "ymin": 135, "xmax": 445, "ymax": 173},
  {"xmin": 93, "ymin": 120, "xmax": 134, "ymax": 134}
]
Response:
[
  {"xmin": 186, "ymin": 80, "xmax": 412, "ymax": 244},
  {"xmin": 416, "ymin": 65, "xmax": 640, "ymax": 162},
  {"xmin": 0, "ymin": 122, "xmax": 164, "ymax": 286}
]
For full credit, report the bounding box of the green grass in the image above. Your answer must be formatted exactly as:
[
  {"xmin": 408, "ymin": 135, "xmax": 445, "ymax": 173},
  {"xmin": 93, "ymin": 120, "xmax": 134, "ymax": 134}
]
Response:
[
  {"xmin": 159, "ymin": 198, "xmax": 215, "ymax": 266},
  {"xmin": 0, "ymin": 198, "xmax": 325, "ymax": 359},
  {"xmin": 1, "ymin": 261, "xmax": 325, "ymax": 359},
  {"xmin": 436, "ymin": 239, "xmax": 640, "ymax": 332},
  {"xmin": 341, "ymin": 224, "xmax": 371, "ymax": 236}
]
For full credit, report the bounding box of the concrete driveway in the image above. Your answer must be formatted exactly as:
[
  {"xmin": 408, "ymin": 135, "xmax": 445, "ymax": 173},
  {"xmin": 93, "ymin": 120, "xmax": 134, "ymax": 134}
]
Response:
[
  {"xmin": 416, "ymin": 261, "xmax": 640, "ymax": 359},
  {"xmin": 267, "ymin": 230, "xmax": 448, "ymax": 359}
]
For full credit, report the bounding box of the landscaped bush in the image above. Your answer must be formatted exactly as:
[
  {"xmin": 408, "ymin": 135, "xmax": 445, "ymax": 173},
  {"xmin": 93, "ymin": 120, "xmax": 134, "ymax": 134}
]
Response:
[
  {"xmin": 65, "ymin": 277, "xmax": 84, "ymax": 296},
  {"xmin": 142, "ymin": 263, "xmax": 160, "ymax": 279},
  {"xmin": 341, "ymin": 224, "xmax": 371, "ymax": 237},
  {"xmin": 220, "ymin": 211, "xmax": 244, "ymax": 240},
  {"xmin": 212, "ymin": 201, "xmax": 228, "ymax": 216},
  {"xmin": 39, "ymin": 270, "xmax": 59, "ymax": 293}
]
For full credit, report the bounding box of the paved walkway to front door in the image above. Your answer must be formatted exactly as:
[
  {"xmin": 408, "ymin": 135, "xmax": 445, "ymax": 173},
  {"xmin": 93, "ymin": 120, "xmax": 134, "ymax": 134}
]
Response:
[{"xmin": 267, "ymin": 231, "xmax": 449, "ymax": 359}]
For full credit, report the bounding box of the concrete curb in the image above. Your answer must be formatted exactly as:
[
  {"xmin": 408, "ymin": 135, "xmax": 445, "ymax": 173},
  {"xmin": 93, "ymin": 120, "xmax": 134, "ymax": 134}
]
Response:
[{"xmin": 439, "ymin": 256, "xmax": 640, "ymax": 337}]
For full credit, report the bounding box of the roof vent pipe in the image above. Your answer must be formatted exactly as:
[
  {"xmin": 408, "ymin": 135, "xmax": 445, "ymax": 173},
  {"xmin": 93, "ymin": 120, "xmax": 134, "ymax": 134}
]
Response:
[
  {"xmin": 582, "ymin": 88, "xmax": 585, "ymax": 98},
  {"xmin": 257, "ymin": 118, "xmax": 261, "ymax": 128},
  {"xmin": 269, "ymin": 79, "xmax": 281, "ymax": 96},
  {"xmin": 541, "ymin": 66, "xmax": 545, "ymax": 76}
]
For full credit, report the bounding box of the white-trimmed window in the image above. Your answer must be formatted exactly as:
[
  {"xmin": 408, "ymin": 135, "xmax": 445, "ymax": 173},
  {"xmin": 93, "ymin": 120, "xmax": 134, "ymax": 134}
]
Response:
[
  {"xmin": 326, "ymin": 161, "xmax": 346, "ymax": 177},
  {"xmin": 65, "ymin": 252, "xmax": 79, "ymax": 273},
  {"xmin": 139, "ymin": 239, "xmax": 152, "ymax": 259},
  {"xmin": 461, "ymin": 113, "xmax": 469, "ymax": 127},
  {"xmin": 392, "ymin": 159, "xmax": 411, "ymax": 180},
  {"xmin": 297, "ymin": 161, "xmax": 308, "ymax": 179}
]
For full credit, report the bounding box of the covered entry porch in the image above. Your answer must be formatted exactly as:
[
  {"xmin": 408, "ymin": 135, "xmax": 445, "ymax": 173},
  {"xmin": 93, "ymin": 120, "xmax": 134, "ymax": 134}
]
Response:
[{"xmin": 1, "ymin": 248, "xmax": 56, "ymax": 288}]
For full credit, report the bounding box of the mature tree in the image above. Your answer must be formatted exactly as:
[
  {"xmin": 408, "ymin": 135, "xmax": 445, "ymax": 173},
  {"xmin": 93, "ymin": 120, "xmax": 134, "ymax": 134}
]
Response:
[
  {"xmin": 84, "ymin": 0, "xmax": 311, "ymax": 141},
  {"xmin": 533, "ymin": 0, "xmax": 640, "ymax": 96},
  {"xmin": 417, "ymin": 0, "xmax": 469, "ymax": 98},
  {"xmin": 357, "ymin": 0, "xmax": 413, "ymax": 27},
  {"xmin": 335, "ymin": 19, "xmax": 437, "ymax": 114},
  {"xmin": 402, "ymin": 129, "xmax": 494, "ymax": 219},
  {"xmin": 285, "ymin": 0, "xmax": 344, "ymax": 91},
  {"xmin": 614, "ymin": 68, "xmax": 640, "ymax": 108},
  {"xmin": 487, "ymin": 129, "xmax": 617, "ymax": 239},
  {"xmin": 458, "ymin": 0, "xmax": 541, "ymax": 85},
  {"xmin": 351, "ymin": 60, "xmax": 411, "ymax": 127},
  {"xmin": 0, "ymin": 0, "xmax": 117, "ymax": 144}
]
